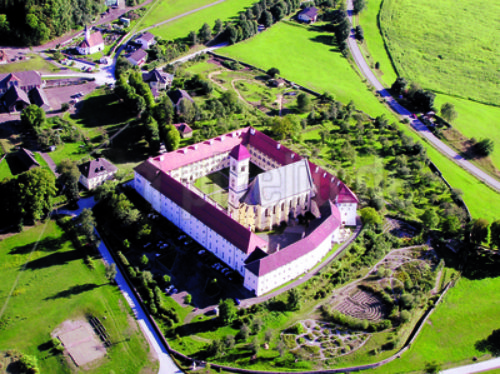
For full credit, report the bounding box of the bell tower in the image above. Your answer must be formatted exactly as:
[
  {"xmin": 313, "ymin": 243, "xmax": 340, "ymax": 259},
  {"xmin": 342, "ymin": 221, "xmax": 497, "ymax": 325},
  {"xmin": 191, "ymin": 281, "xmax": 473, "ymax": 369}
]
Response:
[{"xmin": 228, "ymin": 144, "xmax": 250, "ymax": 220}]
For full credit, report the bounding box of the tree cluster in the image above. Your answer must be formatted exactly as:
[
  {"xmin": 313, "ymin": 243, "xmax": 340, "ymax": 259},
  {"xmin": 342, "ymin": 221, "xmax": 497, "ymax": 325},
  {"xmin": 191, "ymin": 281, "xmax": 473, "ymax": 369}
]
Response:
[{"xmin": 0, "ymin": 0, "xmax": 103, "ymax": 45}]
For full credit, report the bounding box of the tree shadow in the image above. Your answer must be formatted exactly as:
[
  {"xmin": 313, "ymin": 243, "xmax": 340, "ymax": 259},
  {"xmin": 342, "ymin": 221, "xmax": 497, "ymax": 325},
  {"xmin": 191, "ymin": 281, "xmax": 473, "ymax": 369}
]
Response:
[
  {"xmin": 24, "ymin": 249, "xmax": 83, "ymax": 270},
  {"xmin": 44, "ymin": 283, "xmax": 102, "ymax": 300},
  {"xmin": 463, "ymin": 250, "xmax": 500, "ymax": 280},
  {"xmin": 174, "ymin": 318, "xmax": 221, "ymax": 338},
  {"xmin": 10, "ymin": 236, "xmax": 66, "ymax": 255},
  {"xmin": 74, "ymin": 94, "xmax": 129, "ymax": 128},
  {"xmin": 475, "ymin": 329, "xmax": 500, "ymax": 356}
]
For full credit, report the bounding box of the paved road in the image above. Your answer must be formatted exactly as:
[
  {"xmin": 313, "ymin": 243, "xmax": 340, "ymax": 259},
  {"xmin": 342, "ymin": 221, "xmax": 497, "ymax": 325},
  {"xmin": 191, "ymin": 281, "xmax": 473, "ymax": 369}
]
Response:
[
  {"xmin": 56, "ymin": 197, "xmax": 182, "ymax": 374},
  {"xmin": 440, "ymin": 357, "xmax": 500, "ymax": 374},
  {"xmin": 345, "ymin": 0, "xmax": 500, "ymax": 193}
]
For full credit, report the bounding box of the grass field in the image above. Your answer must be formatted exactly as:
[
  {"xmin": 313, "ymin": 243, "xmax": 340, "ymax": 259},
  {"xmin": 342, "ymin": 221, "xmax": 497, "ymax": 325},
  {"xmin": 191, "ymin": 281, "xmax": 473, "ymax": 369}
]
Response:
[
  {"xmin": 367, "ymin": 276, "xmax": 500, "ymax": 373},
  {"xmin": 433, "ymin": 94, "xmax": 500, "ymax": 170},
  {"xmin": 150, "ymin": 0, "xmax": 256, "ymax": 40},
  {"xmin": 193, "ymin": 170, "xmax": 229, "ymax": 209},
  {"xmin": 141, "ymin": 0, "xmax": 216, "ymax": 29},
  {"xmin": 220, "ymin": 22, "xmax": 392, "ymax": 117},
  {"xmin": 379, "ymin": 0, "xmax": 499, "ymax": 106},
  {"xmin": 358, "ymin": 0, "xmax": 398, "ymax": 86},
  {"xmin": 0, "ymin": 54, "xmax": 60, "ymax": 74},
  {"xmin": 49, "ymin": 141, "xmax": 89, "ymax": 165},
  {"xmin": 0, "ymin": 220, "xmax": 154, "ymax": 373}
]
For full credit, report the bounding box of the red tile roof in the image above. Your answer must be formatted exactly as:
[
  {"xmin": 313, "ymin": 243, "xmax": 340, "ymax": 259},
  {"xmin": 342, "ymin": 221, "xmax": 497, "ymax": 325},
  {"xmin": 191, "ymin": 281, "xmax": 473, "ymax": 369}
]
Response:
[
  {"xmin": 229, "ymin": 144, "xmax": 251, "ymax": 161},
  {"xmin": 245, "ymin": 201, "xmax": 341, "ymax": 277},
  {"xmin": 81, "ymin": 31, "xmax": 104, "ymax": 48}
]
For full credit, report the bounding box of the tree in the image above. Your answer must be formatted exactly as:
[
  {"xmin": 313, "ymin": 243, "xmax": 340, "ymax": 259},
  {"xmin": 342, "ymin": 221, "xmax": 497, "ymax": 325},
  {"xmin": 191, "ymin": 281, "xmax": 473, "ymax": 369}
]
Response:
[
  {"xmin": 219, "ymin": 299, "xmax": 237, "ymax": 325},
  {"xmin": 58, "ymin": 159, "xmax": 80, "ymax": 206},
  {"xmin": 475, "ymin": 138, "xmax": 494, "ymax": 157},
  {"xmin": 334, "ymin": 18, "xmax": 350, "ymax": 44},
  {"xmin": 441, "ymin": 214, "xmax": 461, "ymax": 237},
  {"xmin": 360, "ymin": 207, "xmax": 381, "ymax": 226},
  {"xmin": 266, "ymin": 67, "xmax": 280, "ymax": 78},
  {"xmin": 262, "ymin": 10, "xmax": 273, "ymax": 28},
  {"xmin": 76, "ymin": 208, "xmax": 96, "ymax": 241},
  {"xmin": 188, "ymin": 30, "xmax": 197, "ymax": 45},
  {"xmin": 440, "ymin": 102, "xmax": 458, "ymax": 123},
  {"xmin": 272, "ymin": 115, "xmax": 301, "ymax": 140},
  {"xmin": 287, "ymin": 288, "xmax": 301, "ymax": 311},
  {"xmin": 165, "ymin": 126, "xmax": 181, "ymax": 151},
  {"xmin": 17, "ymin": 168, "xmax": 57, "ymax": 222},
  {"xmin": 214, "ymin": 18, "xmax": 223, "ymax": 35},
  {"xmin": 199, "ymin": 22, "xmax": 212, "ymax": 43},
  {"xmin": 420, "ymin": 209, "xmax": 440, "ymax": 230},
  {"xmin": 490, "ymin": 220, "xmax": 500, "ymax": 249},
  {"xmin": 21, "ymin": 104, "xmax": 46, "ymax": 130},
  {"xmin": 470, "ymin": 218, "xmax": 489, "ymax": 245},
  {"xmin": 143, "ymin": 115, "xmax": 160, "ymax": 152},
  {"xmin": 391, "ymin": 77, "xmax": 408, "ymax": 96},
  {"xmin": 424, "ymin": 361, "xmax": 441, "ymax": 374},
  {"xmin": 140, "ymin": 254, "xmax": 149, "ymax": 267},
  {"xmin": 152, "ymin": 95, "xmax": 175, "ymax": 125},
  {"xmin": 400, "ymin": 310, "xmax": 411, "ymax": 323},
  {"xmin": 185, "ymin": 294, "xmax": 192, "ymax": 304},
  {"xmin": 105, "ymin": 263, "xmax": 117, "ymax": 282},
  {"xmin": 296, "ymin": 93, "xmax": 311, "ymax": 113},
  {"xmin": 178, "ymin": 99, "xmax": 197, "ymax": 123},
  {"xmin": 354, "ymin": 25, "xmax": 364, "ymax": 42},
  {"xmin": 353, "ymin": 0, "xmax": 366, "ymax": 14}
]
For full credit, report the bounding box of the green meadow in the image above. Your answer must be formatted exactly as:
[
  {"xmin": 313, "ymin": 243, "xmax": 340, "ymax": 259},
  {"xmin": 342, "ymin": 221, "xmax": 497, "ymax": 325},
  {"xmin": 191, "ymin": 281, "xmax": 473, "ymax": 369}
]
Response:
[
  {"xmin": 358, "ymin": 0, "xmax": 398, "ymax": 86},
  {"xmin": 379, "ymin": 0, "xmax": 499, "ymax": 106},
  {"xmin": 220, "ymin": 22, "xmax": 392, "ymax": 116},
  {"xmin": 0, "ymin": 220, "xmax": 154, "ymax": 373},
  {"xmin": 150, "ymin": 0, "xmax": 256, "ymax": 40},
  {"xmin": 433, "ymin": 94, "xmax": 500, "ymax": 170},
  {"xmin": 140, "ymin": 0, "xmax": 216, "ymax": 29},
  {"xmin": 367, "ymin": 276, "xmax": 500, "ymax": 373}
]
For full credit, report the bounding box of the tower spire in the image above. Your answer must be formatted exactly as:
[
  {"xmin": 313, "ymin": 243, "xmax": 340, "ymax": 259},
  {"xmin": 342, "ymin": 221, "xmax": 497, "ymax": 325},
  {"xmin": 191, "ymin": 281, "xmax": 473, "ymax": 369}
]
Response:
[{"xmin": 85, "ymin": 25, "xmax": 90, "ymax": 41}]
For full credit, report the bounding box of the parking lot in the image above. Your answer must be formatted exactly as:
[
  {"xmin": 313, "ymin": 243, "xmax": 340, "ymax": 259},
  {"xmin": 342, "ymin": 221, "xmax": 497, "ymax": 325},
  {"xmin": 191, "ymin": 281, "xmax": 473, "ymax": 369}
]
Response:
[
  {"xmin": 129, "ymin": 212, "xmax": 251, "ymax": 310},
  {"xmin": 44, "ymin": 81, "xmax": 98, "ymax": 112}
]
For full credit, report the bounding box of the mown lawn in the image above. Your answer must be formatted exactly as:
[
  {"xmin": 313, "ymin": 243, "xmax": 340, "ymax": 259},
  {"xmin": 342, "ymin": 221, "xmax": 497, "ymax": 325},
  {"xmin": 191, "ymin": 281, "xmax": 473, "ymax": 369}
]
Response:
[
  {"xmin": 141, "ymin": 0, "xmax": 216, "ymax": 29},
  {"xmin": 0, "ymin": 157, "xmax": 12, "ymax": 180},
  {"xmin": 367, "ymin": 276, "xmax": 500, "ymax": 373},
  {"xmin": 220, "ymin": 22, "xmax": 392, "ymax": 117},
  {"xmin": 150, "ymin": 0, "xmax": 256, "ymax": 40},
  {"xmin": 0, "ymin": 220, "xmax": 155, "ymax": 373},
  {"xmin": 49, "ymin": 141, "xmax": 89, "ymax": 165},
  {"xmin": 358, "ymin": 0, "xmax": 398, "ymax": 86},
  {"xmin": 0, "ymin": 54, "xmax": 60, "ymax": 74},
  {"xmin": 379, "ymin": 0, "xmax": 499, "ymax": 106}
]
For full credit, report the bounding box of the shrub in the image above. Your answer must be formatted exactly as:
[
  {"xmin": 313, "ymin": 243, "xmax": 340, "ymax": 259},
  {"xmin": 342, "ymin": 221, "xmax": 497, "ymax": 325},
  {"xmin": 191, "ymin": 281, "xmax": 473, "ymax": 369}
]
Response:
[{"xmin": 287, "ymin": 323, "xmax": 305, "ymax": 335}]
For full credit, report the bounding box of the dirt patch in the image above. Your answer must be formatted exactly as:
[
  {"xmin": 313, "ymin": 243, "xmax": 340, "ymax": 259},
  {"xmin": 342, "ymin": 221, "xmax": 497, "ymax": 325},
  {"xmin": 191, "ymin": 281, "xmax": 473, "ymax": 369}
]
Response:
[{"xmin": 53, "ymin": 319, "xmax": 106, "ymax": 367}]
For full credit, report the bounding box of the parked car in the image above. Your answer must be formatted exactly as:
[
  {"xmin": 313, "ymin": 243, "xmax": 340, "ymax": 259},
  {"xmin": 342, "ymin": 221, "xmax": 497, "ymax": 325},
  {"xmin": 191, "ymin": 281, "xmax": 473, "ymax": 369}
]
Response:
[
  {"xmin": 198, "ymin": 250, "xmax": 206, "ymax": 255},
  {"xmin": 234, "ymin": 298, "xmax": 241, "ymax": 306}
]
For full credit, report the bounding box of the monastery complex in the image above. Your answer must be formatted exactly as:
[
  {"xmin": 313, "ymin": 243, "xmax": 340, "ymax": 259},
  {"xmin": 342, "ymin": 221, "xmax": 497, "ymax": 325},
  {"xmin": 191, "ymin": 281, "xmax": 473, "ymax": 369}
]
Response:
[{"xmin": 134, "ymin": 127, "xmax": 358, "ymax": 296}]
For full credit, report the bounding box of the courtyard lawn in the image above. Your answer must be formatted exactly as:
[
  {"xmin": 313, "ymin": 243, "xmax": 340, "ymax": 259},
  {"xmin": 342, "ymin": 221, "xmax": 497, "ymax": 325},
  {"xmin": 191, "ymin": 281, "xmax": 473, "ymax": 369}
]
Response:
[
  {"xmin": 0, "ymin": 54, "xmax": 60, "ymax": 74},
  {"xmin": 358, "ymin": 0, "xmax": 398, "ymax": 86},
  {"xmin": 0, "ymin": 220, "xmax": 155, "ymax": 373},
  {"xmin": 219, "ymin": 22, "xmax": 392, "ymax": 117},
  {"xmin": 194, "ymin": 170, "xmax": 229, "ymax": 209},
  {"xmin": 150, "ymin": 0, "xmax": 256, "ymax": 41},
  {"xmin": 49, "ymin": 141, "xmax": 89, "ymax": 165},
  {"xmin": 141, "ymin": 0, "xmax": 216, "ymax": 29},
  {"xmin": 433, "ymin": 94, "xmax": 500, "ymax": 171},
  {"xmin": 367, "ymin": 276, "xmax": 500, "ymax": 373},
  {"xmin": 379, "ymin": 0, "xmax": 499, "ymax": 106}
]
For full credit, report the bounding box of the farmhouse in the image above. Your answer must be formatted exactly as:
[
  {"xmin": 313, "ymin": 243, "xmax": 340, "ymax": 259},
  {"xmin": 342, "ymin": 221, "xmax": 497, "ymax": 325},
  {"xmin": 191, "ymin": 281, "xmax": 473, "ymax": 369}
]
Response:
[
  {"xmin": 0, "ymin": 71, "xmax": 42, "ymax": 96},
  {"xmin": 77, "ymin": 26, "xmax": 104, "ymax": 55},
  {"xmin": 134, "ymin": 128, "xmax": 357, "ymax": 296},
  {"xmin": 136, "ymin": 32, "xmax": 156, "ymax": 49},
  {"xmin": 142, "ymin": 68, "xmax": 174, "ymax": 96},
  {"xmin": 298, "ymin": 7, "xmax": 319, "ymax": 23},
  {"xmin": 126, "ymin": 49, "xmax": 148, "ymax": 66},
  {"xmin": 78, "ymin": 158, "xmax": 118, "ymax": 190}
]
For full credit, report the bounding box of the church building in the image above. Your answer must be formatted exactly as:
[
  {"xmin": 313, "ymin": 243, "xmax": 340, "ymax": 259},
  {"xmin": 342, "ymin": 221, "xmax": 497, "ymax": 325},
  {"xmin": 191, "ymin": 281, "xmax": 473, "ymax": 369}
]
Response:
[
  {"xmin": 134, "ymin": 127, "xmax": 358, "ymax": 296},
  {"xmin": 77, "ymin": 26, "xmax": 104, "ymax": 55}
]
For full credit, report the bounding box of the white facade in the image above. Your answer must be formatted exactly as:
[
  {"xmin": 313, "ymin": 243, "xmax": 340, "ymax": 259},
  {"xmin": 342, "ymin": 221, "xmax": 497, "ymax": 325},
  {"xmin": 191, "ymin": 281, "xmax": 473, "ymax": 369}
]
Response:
[
  {"xmin": 336, "ymin": 202, "xmax": 357, "ymax": 226},
  {"xmin": 79, "ymin": 170, "xmax": 116, "ymax": 190}
]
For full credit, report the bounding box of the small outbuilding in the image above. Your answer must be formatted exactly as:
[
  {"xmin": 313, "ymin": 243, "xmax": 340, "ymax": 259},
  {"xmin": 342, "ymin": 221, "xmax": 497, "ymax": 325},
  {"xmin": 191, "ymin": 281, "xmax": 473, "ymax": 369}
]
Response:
[
  {"xmin": 298, "ymin": 7, "xmax": 319, "ymax": 23},
  {"xmin": 126, "ymin": 49, "xmax": 148, "ymax": 66},
  {"xmin": 136, "ymin": 32, "xmax": 156, "ymax": 49},
  {"xmin": 173, "ymin": 123, "xmax": 193, "ymax": 139}
]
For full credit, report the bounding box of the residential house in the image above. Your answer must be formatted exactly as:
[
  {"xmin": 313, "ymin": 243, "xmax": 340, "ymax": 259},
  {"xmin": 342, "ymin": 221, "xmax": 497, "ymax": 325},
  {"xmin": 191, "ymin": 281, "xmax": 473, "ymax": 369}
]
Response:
[
  {"xmin": 173, "ymin": 123, "xmax": 193, "ymax": 139},
  {"xmin": 78, "ymin": 158, "xmax": 118, "ymax": 190},
  {"xmin": 17, "ymin": 148, "xmax": 40, "ymax": 172},
  {"xmin": 298, "ymin": 7, "xmax": 319, "ymax": 23},
  {"xmin": 3, "ymin": 85, "xmax": 30, "ymax": 112},
  {"xmin": 142, "ymin": 68, "xmax": 173, "ymax": 96},
  {"xmin": 77, "ymin": 26, "xmax": 105, "ymax": 55},
  {"xmin": 167, "ymin": 89, "xmax": 194, "ymax": 112},
  {"xmin": 126, "ymin": 49, "xmax": 148, "ymax": 66},
  {"xmin": 136, "ymin": 32, "xmax": 156, "ymax": 49},
  {"xmin": 0, "ymin": 71, "xmax": 42, "ymax": 96}
]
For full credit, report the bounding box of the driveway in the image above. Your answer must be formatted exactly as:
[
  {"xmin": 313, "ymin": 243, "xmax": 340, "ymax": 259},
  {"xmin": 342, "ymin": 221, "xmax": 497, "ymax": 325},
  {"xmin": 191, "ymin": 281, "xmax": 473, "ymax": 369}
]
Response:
[
  {"xmin": 345, "ymin": 0, "xmax": 500, "ymax": 193},
  {"xmin": 440, "ymin": 357, "xmax": 500, "ymax": 374}
]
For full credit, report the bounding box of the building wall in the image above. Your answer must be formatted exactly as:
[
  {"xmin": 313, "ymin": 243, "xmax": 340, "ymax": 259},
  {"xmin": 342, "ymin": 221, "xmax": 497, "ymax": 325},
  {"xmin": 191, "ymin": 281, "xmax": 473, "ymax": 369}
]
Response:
[
  {"xmin": 168, "ymin": 152, "xmax": 230, "ymax": 183},
  {"xmin": 336, "ymin": 203, "xmax": 357, "ymax": 226},
  {"xmin": 246, "ymin": 144, "xmax": 282, "ymax": 171},
  {"xmin": 243, "ymin": 230, "xmax": 333, "ymax": 296},
  {"xmin": 135, "ymin": 172, "xmax": 249, "ymax": 277},
  {"xmin": 80, "ymin": 171, "xmax": 116, "ymax": 190}
]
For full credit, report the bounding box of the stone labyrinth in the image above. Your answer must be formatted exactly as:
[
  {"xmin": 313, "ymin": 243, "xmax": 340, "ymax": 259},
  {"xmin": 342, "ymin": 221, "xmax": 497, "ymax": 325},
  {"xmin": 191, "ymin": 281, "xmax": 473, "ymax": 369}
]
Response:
[{"xmin": 334, "ymin": 290, "xmax": 387, "ymax": 321}]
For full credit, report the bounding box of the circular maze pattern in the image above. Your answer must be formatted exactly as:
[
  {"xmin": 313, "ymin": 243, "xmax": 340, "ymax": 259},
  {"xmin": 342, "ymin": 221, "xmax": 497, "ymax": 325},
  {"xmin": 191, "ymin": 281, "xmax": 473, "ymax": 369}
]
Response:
[{"xmin": 334, "ymin": 290, "xmax": 386, "ymax": 321}]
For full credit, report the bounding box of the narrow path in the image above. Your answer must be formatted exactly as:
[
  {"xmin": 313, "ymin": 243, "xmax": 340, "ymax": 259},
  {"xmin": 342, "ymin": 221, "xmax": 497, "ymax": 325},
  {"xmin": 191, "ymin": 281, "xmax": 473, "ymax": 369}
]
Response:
[
  {"xmin": 38, "ymin": 151, "xmax": 60, "ymax": 177},
  {"xmin": 440, "ymin": 357, "xmax": 500, "ymax": 374},
  {"xmin": 345, "ymin": 0, "xmax": 500, "ymax": 193}
]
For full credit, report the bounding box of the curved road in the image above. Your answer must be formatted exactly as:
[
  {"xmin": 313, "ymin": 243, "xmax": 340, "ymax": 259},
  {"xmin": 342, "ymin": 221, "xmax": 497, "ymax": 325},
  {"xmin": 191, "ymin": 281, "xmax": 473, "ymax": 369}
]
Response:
[{"xmin": 345, "ymin": 0, "xmax": 500, "ymax": 193}]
